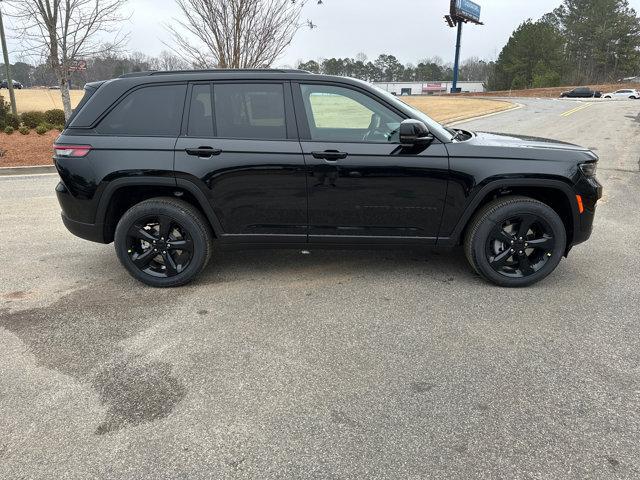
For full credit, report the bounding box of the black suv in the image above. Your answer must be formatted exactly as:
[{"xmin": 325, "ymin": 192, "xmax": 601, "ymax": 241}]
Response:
[{"xmin": 54, "ymin": 70, "xmax": 602, "ymax": 288}]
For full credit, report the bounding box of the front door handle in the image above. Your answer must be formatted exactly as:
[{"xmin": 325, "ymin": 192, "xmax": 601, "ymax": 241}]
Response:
[
  {"xmin": 185, "ymin": 146, "xmax": 222, "ymax": 157},
  {"xmin": 311, "ymin": 150, "xmax": 348, "ymax": 161}
]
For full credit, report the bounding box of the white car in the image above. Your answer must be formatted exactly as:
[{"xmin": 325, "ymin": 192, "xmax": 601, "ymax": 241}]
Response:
[{"xmin": 602, "ymin": 88, "xmax": 639, "ymax": 99}]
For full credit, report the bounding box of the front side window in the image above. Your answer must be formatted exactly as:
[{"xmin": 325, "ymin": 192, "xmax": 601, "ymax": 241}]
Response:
[
  {"xmin": 97, "ymin": 84, "xmax": 186, "ymax": 136},
  {"xmin": 300, "ymin": 84, "xmax": 402, "ymax": 143},
  {"xmin": 214, "ymin": 83, "xmax": 287, "ymax": 139}
]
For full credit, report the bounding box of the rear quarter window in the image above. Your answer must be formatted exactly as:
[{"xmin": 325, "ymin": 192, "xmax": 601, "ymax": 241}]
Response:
[{"xmin": 96, "ymin": 84, "xmax": 187, "ymax": 136}]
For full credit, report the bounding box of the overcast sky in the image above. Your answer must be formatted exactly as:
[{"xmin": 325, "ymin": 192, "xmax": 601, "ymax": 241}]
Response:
[{"xmin": 8, "ymin": 0, "xmax": 640, "ymax": 66}]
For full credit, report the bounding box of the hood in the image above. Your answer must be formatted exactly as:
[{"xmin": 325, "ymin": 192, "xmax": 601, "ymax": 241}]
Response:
[
  {"xmin": 448, "ymin": 130, "xmax": 598, "ymax": 164},
  {"xmin": 470, "ymin": 131, "xmax": 590, "ymax": 153}
]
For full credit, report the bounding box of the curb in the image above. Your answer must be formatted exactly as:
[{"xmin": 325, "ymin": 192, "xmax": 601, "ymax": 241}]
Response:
[{"xmin": 0, "ymin": 165, "xmax": 56, "ymax": 176}]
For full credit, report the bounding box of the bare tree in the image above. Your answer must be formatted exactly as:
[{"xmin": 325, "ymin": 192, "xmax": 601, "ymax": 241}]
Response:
[
  {"xmin": 168, "ymin": 0, "xmax": 322, "ymax": 69},
  {"xmin": 150, "ymin": 50, "xmax": 190, "ymax": 71},
  {"xmin": 6, "ymin": 0, "xmax": 128, "ymax": 120}
]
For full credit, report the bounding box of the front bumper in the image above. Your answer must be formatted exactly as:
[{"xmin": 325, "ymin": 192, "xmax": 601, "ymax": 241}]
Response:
[{"xmin": 571, "ymin": 175, "xmax": 602, "ymax": 246}]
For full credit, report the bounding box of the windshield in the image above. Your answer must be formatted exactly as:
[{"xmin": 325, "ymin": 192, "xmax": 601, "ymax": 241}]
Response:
[{"xmin": 370, "ymin": 84, "xmax": 454, "ymax": 142}]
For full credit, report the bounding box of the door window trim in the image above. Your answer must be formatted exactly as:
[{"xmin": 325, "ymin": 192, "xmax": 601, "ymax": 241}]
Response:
[
  {"xmin": 291, "ymin": 81, "xmax": 412, "ymax": 144},
  {"xmin": 181, "ymin": 80, "xmax": 298, "ymax": 141}
]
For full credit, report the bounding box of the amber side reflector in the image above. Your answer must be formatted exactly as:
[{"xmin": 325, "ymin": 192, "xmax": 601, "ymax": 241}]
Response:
[{"xmin": 576, "ymin": 195, "xmax": 584, "ymax": 214}]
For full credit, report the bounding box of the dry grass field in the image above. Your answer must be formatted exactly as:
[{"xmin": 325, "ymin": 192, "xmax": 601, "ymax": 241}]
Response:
[
  {"xmin": 401, "ymin": 96, "xmax": 514, "ymax": 123},
  {"xmin": 6, "ymin": 89, "xmax": 84, "ymax": 113}
]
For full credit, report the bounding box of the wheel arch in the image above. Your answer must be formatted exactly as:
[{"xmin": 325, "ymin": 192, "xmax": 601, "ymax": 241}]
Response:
[
  {"xmin": 97, "ymin": 177, "xmax": 223, "ymax": 243},
  {"xmin": 441, "ymin": 179, "xmax": 579, "ymax": 251}
]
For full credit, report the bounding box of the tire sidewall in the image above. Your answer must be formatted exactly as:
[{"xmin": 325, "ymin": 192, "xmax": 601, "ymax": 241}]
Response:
[
  {"xmin": 472, "ymin": 201, "xmax": 566, "ymax": 288},
  {"xmin": 114, "ymin": 201, "xmax": 209, "ymax": 287}
]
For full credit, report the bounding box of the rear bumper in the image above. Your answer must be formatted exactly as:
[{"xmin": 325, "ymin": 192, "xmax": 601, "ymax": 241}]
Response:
[
  {"xmin": 56, "ymin": 180, "xmax": 107, "ymax": 243},
  {"xmin": 61, "ymin": 213, "xmax": 106, "ymax": 243}
]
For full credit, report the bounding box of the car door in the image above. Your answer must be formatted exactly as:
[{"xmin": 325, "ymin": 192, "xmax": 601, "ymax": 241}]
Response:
[
  {"xmin": 174, "ymin": 81, "xmax": 308, "ymax": 243},
  {"xmin": 292, "ymin": 82, "xmax": 449, "ymax": 244}
]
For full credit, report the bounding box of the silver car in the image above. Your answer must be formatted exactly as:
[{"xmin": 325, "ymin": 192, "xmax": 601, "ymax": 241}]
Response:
[{"xmin": 602, "ymin": 88, "xmax": 639, "ymax": 99}]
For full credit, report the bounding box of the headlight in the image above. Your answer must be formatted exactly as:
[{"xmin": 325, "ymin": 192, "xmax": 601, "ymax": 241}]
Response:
[{"xmin": 579, "ymin": 162, "xmax": 597, "ymax": 177}]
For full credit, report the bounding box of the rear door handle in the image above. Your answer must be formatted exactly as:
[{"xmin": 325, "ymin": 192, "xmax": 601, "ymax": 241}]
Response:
[
  {"xmin": 311, "ymin": 150, "xmax": 348, "ymax": 161},
  {"xmin": 185, "ymin": 146, "xmax": 222, "ymax": 157}
]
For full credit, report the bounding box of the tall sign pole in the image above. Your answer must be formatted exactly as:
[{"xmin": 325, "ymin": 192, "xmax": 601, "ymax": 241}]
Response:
[
  {"xmin": 0, "ymin": 2, "xmax": 17, "ymax": 116},
  {"xmin": 451, "ymin": 21, "xmax": 463, "ymax": 94},
  {"xmin": 445, "ymin": 0, "xmax": 483, "ymax": 94}
]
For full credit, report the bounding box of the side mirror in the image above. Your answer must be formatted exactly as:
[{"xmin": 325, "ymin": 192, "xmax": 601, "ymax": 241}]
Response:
[{"xmin": 399, "ymin": 119, "xmax": 433, "ymax": 146}]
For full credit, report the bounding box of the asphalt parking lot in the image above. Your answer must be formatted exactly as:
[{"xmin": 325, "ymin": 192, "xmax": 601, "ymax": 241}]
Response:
[{"xmin": 1, "ymin": 98, "xmax": 639, "ymax": 479}]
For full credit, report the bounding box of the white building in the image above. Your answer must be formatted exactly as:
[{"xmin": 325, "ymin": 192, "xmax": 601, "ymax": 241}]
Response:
[{"xmin": 374, "ymin": 81, "xmax": 485, "ymax": 95}]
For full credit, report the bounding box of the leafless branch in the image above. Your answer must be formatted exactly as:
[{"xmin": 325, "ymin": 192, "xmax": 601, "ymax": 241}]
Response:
[
  {"xmin": 167, "ymin": 0, "xmax": 316, "ymax": 69},
  {"xmin": 4, "ymin": 0, "xmax": 129, "ymax": 119}
]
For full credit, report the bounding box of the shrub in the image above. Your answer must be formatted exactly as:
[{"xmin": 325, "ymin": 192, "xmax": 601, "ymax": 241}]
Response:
[
  {"xmin": 55, "ymin": 124, "xmax": 64, "ymax": 132},
  {"xmin": 40, "ymin": 122, "xmax": 54, "ymax": 131},
  {"xmin": 18, "ymin": 125, "xmax": 29, "ymax": 135},
  {"xmin": 21, "ymin": 111, "xmax": 45, "ymax": 129},
  {"xmin": 0, "ymin": 95, "xmax": 9, "ymax": 130},
  {"xmin": 35, "ymin": 124, "xmax": 48, "ymax": 135},
  {"xmin": 44, "ymin": 109, "xmax": 65, "ymax": 125},
  {"xmin": 5, "ymin": 112, "xmax": 20, "ymax": 129},
  {"xmin": 4, "ymin": 126, "xmax": 14, "ymax": 134}
]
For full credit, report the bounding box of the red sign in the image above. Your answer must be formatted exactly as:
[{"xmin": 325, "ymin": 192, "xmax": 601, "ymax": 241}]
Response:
[{"xmin": 422, "ymin": 83, "xmax": 445, "ymax": 92}]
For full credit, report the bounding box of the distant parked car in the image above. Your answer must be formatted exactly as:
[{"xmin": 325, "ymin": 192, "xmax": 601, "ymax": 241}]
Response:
[
  {"xmin": 0, "ymin": 79, "xmax": 23, "ymax": 89},
  {"xmin": 560, "ymin": 87, "xmax": 602, "ymax": 98},
  {"xmin": 602, "ymin": 89, "xmax": 639, "ymax": 99}
]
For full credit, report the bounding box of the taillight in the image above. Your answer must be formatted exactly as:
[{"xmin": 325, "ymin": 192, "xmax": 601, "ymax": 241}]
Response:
[{"xmin": 54, "ymin": 145, "xmax": 92, "ymax": 157}]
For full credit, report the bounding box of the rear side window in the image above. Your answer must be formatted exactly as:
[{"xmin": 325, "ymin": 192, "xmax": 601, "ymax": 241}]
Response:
[
  {"xmin": 214, "ymin": 83, "xmax": 286, "ymax": 139},
  {"xmin": 187, "ymin": 84, "xmax": 214, "ymax": 137},
  {"xmin": 97, "ymin": 84, "xmax": 186, "ymax": 136}
]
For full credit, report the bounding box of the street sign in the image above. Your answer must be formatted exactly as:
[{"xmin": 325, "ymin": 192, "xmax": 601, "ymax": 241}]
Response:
[{"xmin": 450, "ymin": 0, "xmax": 481, "ymax": 24}]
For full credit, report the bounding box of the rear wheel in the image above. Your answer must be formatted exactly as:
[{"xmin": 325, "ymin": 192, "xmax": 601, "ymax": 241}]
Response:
[
  {"xmin": 464, "ymin": 196, "xmax": 566, "ymax": 287},
  {"xmin": 114, "ymin": 197, "xmax": 213, "ymax": 287}
]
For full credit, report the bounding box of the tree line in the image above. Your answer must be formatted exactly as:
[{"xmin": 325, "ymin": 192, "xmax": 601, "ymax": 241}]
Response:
[
  {"xmin": 1, "ymin": 51, "xmax": 189, "ymax": 89},
  {"xmin": 296, "ymin": 55, "xmax": 493, "ymax": 83},
  {"xmin": 489, "ymin": 0, "xmax": 640, "ymax": 90}
]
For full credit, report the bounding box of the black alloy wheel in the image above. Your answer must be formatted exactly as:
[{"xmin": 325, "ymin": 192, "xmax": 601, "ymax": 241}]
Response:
[
  {"xmin": 115, "ymin": 197, "xmax": 212, "ymax": 287},
  {"xmin": 126, "ymin": 215, "xmax": 194, "ymax": 278},
  {"xmin": 465, "ymin": 196, "xmax": 566, "ymax": 287},
  {"xmin": 485, "ymin": 214, "xmax": 555, "ymax": 278}
]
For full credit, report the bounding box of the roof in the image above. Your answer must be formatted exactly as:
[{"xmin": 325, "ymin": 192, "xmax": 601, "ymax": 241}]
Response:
[{"xmin": 119, "ymin": 69, "xmax": 313, "ymax": 78}]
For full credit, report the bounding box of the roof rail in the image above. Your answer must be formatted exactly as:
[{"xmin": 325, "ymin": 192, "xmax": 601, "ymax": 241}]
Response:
[{"xmin": 119, "ymin": 69, "xmax": 312, "ymax": 78}]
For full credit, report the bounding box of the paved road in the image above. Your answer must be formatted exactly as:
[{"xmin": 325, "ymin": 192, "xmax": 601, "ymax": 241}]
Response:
[{"xmin": 1, "ymin": 98, "xmax": 639, "ymax": 479}]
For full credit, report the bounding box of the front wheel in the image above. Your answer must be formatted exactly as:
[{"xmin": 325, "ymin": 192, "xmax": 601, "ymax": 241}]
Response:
[
  {"xmin": 114, "ymin": 197, "xmax": 213, "ymax": 287},
  {"xmin": 464, "ymin": 196, "xmax": 566, "ymax": 288}
]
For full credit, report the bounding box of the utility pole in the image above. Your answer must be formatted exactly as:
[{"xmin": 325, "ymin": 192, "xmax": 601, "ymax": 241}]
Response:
[{"xmin": 0, "ymin": 2, "xmax": 17, "ymax": 116}]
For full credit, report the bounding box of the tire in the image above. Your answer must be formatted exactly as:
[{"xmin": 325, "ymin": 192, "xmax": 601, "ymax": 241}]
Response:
[
  {"xmin": 464, "ymin": 196, "xmax": 566, "ymax": 288},
  {"xmin": 114, "ymin": 197, "xmax": 213, "ymax": 287}
]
